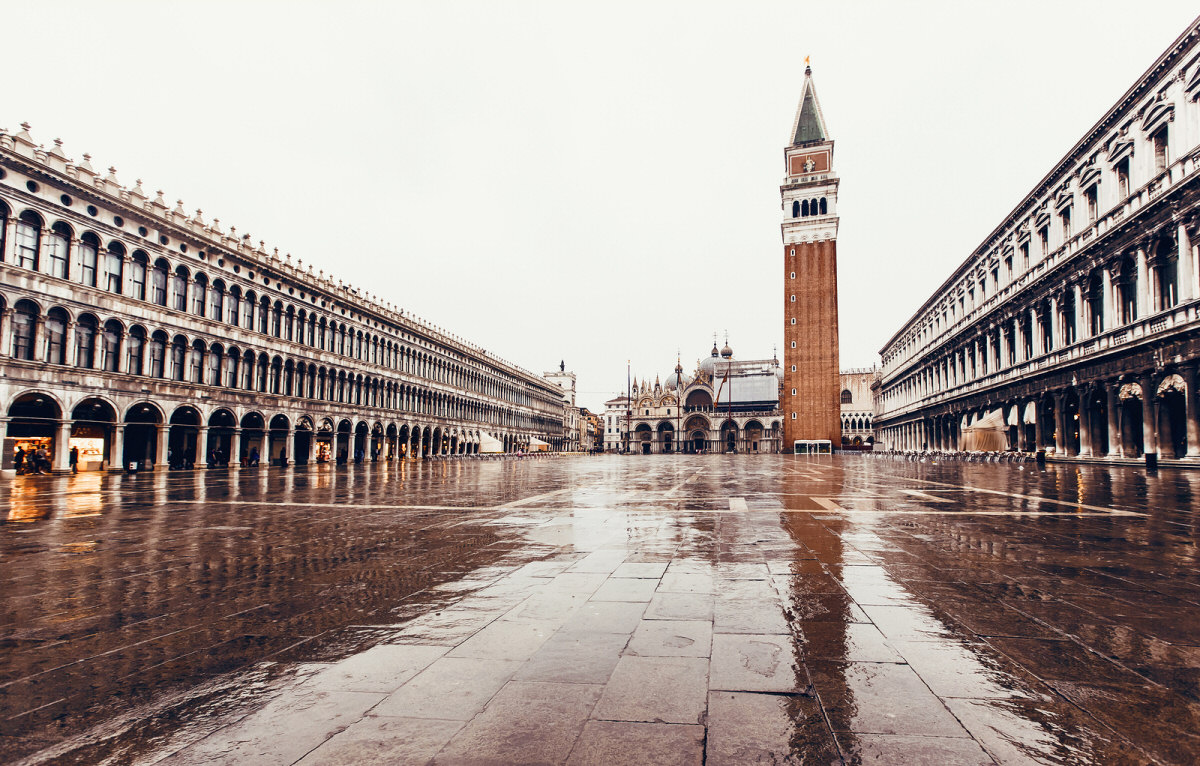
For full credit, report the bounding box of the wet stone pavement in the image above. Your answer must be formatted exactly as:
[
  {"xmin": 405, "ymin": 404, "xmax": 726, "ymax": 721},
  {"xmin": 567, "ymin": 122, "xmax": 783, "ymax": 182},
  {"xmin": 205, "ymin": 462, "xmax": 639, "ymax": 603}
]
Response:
[{"xmin": 2, "ymin": 456, "xmax": 1200, "ymax": 765}]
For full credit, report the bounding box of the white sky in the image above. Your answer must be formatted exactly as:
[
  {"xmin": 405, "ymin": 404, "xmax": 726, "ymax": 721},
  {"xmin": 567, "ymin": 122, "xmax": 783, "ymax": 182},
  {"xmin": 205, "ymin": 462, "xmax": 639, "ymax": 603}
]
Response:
[{"xmin": 7, "ymin": 2, "xmax": 1198, "ymax": 411}]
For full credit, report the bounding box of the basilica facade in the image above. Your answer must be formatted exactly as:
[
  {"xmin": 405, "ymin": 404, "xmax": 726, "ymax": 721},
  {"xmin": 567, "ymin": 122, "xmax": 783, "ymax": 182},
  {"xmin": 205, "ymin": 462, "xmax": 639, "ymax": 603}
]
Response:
[
  {"xmin": 875, "ymin": 19, "xmax": 1200, "ymax": 463},
  {"xmin": 0, "ymin": 124, "xmax": 565, "ymax": 473},
  {"xmin": 604, "ymin": 342, "xmax": 784, "ymax": 454}
]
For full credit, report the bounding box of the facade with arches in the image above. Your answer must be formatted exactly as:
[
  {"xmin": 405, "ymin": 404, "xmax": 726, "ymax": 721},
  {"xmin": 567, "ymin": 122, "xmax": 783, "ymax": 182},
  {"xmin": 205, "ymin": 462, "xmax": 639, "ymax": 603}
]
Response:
[
  {"xmin": 839, "ymin": 369, "xmax": 875, "ymax": 446},
  {"xmin": 603, "ymin": 342, "xmax": 784, "ymax": 454},
  {"xmin": 0, "ymin": 125, "xmax": 565, "ymax": 473},
  {"xmin": 875, "ymin": 20, "xmax": 1200, "ymax": 462}
]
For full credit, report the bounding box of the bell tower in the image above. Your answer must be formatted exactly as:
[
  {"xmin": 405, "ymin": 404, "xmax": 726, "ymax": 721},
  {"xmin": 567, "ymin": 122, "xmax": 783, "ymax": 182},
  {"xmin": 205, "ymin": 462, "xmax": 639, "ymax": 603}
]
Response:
[{"xmin": 781, "ymin": 63, "xmax": 841, "ymax": 450}]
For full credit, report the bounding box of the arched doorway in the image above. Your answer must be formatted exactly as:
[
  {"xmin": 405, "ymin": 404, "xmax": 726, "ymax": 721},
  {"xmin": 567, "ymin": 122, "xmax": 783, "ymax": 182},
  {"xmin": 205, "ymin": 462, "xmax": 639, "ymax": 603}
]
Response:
[
  {"xmin": 721, "ymin": 420, "xmax": 738, "ymax": 453},
  {"xmin": 744, "ymin": 420, "xmax": 764, "ymax": 452},
  {"xmin": 206, "ymin": 409, "xmax": 237, "ymax": 467},
  {"xmin": 337, "ymin": 419, "xmax": 352, "ymax": 464},
  {"xmin": 1118, "ymin": 383, "xmax": 1144, "ymax": 457},
  {"xmin": 315, "ymin": 417, "xmax": 334, "ymax": 463},
  {"xmin": 5, "ymin": 392, "xmax": 63, "ymax": 473},
  {"xmin": 371, "ymin": 422, "xmax": 384, "ymax": 460},
  {"xmin": 1085, "ymin": 388, "xmax": 1108, "ymax": 456},
  {"xmin": 657, "ymin": 422, "xmax": 674, "ymax": 453},
  {"xmin": 431, "ymin": 427, "xmax": 443, "ymax": 457},
  {"xmin": 70, "ymin": 397, "xmax": 117, "ymax": 471},
  {"xmin": 421, "ymin": 426, "xmax": 432, "ymax": 457},
  {"xmin": 634, "ymin": 423, "xmax": 652, "ymax": 454},
  {"xmin": 169, "ymin": 406, "xmax": 202, "ymax": 468},
  {"xmin": 397, "ymin": 424, "xmax": 410, "ymax": 459},
  {"xmin": 386, "ymin": 423, "xmax": 398, "ymax": 460},
  {"xmin": 1157, "ymin": 375, "xmax": 1188, "ymax": 458},
  {"xmin": 268, "ymin": 414, "xmax": 290, "ymax": 465},
  {"xmin": 684, "ymin": 415, "xmax": 709, "ymax": 453},
  {"xmin": 123, "ymin": 402, "xmax": 162, "ymax": 470},
  {"xmin": 1062, "ymin": 389, "xmax": 1081, "ymax": 456},
  {"xmin": 242, "ymin": 411, "xmax": 267, "ymax": 465},
  {"xmin": 294, "ymin": 416, "xmax": 314, "ymax": 465}
]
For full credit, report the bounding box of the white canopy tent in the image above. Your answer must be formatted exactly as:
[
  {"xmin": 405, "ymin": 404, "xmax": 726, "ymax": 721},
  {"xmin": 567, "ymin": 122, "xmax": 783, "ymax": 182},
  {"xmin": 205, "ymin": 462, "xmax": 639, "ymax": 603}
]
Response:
[
  {"xmin": 960, "ymin": 409, "xmax": 1008, "ymax": 451},
  {"xmin": 479, "ymin": 433, "xmax": 505, "ymax": 454},
  {"xmin": 528, "ymin": 436, "xmax": 550, "ymax": 452}
]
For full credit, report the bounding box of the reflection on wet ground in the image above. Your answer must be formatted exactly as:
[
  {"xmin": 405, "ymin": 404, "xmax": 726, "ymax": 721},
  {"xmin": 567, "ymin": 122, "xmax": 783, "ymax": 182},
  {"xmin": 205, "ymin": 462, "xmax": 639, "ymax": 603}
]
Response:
[{"xmin": 2, "ymin": 455, "xmax": 1199, "ymax": 764}]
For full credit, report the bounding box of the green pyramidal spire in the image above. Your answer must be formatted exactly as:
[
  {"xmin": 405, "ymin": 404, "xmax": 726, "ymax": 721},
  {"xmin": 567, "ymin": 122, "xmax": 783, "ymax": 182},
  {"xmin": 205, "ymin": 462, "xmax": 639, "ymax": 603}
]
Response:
[{"xmin": 791, "ymin": 65, "xmax": 829, "ymax": 145}]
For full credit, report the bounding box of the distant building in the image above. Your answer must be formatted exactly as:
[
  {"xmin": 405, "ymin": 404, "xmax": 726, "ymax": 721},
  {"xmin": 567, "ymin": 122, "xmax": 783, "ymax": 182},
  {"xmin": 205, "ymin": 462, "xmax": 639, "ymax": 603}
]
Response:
[
  {"xmin": 620, "ymin": 341, "xmax": 784, "ymax": 454},
  {"xmin": 543, "ymin": 364, "xmax": 578, "ymax": 451},
  {"xmin": 839, "ymin": 369, "xmax": 876, "ymax": 446},
  {"xmin": 579, "ymin": 407, "xmax": 602, "ymax": 451},
  {"xmin": 602, "ymin": 395, "xmax": 629, "ymax": 452}
]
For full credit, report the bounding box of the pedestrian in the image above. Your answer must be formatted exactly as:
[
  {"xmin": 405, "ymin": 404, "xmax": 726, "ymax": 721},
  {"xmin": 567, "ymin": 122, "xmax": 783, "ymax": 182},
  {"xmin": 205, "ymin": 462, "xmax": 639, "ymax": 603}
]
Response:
[
  {"xmin": 184, "ymin": 448, "xmax": 195, "ymax": 470},
  {"xmin": 208, "ymin": 447, "xmax": 218, "ymax": 469},
  {"xmin": 34, "ymin": 445, "xmax": 50, "ymax": 474},
  {"xmin": 249, "ymin": 447, "xmax": 260, "ymax": 467},
  {"xmin": 14, "ymin": 446, "xmax": 26, "ymax": 475},
  {"xmin": 69, "ymin": 446, "xmax": 79, "ymax": 473},
  {"xmin": 279, "ymin": 447, "xmax": 287, "ymax": 467}
]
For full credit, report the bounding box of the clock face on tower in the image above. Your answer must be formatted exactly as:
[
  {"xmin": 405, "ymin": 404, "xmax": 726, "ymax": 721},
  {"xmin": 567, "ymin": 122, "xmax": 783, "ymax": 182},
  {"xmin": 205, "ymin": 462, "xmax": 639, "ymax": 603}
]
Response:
[{"xmin": 803, "ymin": 158, "xmax": 815, "ymax": 172}]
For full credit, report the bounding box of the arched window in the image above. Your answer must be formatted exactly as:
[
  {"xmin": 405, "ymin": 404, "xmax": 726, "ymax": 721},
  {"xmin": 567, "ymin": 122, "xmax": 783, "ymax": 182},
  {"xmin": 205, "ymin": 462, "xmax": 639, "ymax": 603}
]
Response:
[
  {"xmin": 792, "ymin": 200, "xmax": 800, "ymax": 217},
  {"xmin": 1116, "ymin": 258, "xmax": 1137, "ymax": 325},
  {"xmin": 244, "ymin": 291, "xmax": 257, "ymax": 329},
  {"xmin": 223, "ymin": 347, "xmax": 239, "ymax": 388},
  {"xmin": 0, "ymin": 201, "xmax": 7, "ymax": 262},
  {"xmin": 271, "ymin": 302, "xmax": 282, "ymax": 338},
  {"xmin": 207, "ymin": 343, "xmax": 223, "ymax": 386},
  {"xmin": 258, "ymin": 298, "xmax": 270, "ymax": 334},
  {"xmin": 801, "ymin": 199, "xmax": 809, "ymax": 217},
  {"xmin": 1156, "ymin": 245, "xmax": 1179, "ymax": 311},
  {"xmin": 170, "ymin": 336, "xmax": 188, "ymax": 381},
  {"xmin": 15, "ymin": 211, "xmax": 42, "ymax": 270},
  {"xmin": 284, "ymin": 307, "xmax": 294, "ymax": 341},
  {"xmin": 810, "ymin": 198, "xmax": 818, "ymax": 214},
  {"xmin": 209, "ymin": 279, "xmax": 225, "ymax": 320},
  {"xmin": 192, "ymin": 274, "xmax": 208, "ymax": 316},
  {"xmin": 148, "ymin": 331, "xmax": 167, "ymax": 378},
  {"xmin": 129, "ymin": 251, "xmax": 148, "ymax": 300},
  {"xmin": 150, "ymin": 259, "xmax": 169, "ymax": 305},
  {"xmin": 11, "ymin": 300, "xmax": 38, "ymax": 360},
  {"xmin": 171, "ymin": 266, "xmax": 189, "ymax": 311},
  {"xmin": 190, "ymin": 340, "xmax": 206, "ymax": 383},
  {"xmin": 242, "ymin": 350, "xmax": 256, "ymax": 390},
  {"xmin": 257, "ymin": 353, "xmax": 269, "ymax": 392},
  {"xmin": 840, "ymin": 389, "xmax": 853, "ymax": 404},
  {"xmin": 104, "ymin": 241, "xmax": 125, "ymax": 293},
  {"xmin": 79, "ymin": 233, "xmax": 99, "ymax": 287},
  {"xmin": 819, "ymin": 197, "xmax": 827, "ymax": 215},
  {"xmin": 127, "ymin": 326, "xmax": 146, "ymax": 375},
  {"xmin": 44, "ymin": 307, "xmax": 68, "ymax": 364},
  {"xmin": 47, "ymin": 222, "xmax": 71, "ymax": 279},
  {"xmin": 101, "ymin": 319, "xmax": 122, "ymax": 372},
  {"xmin": 227, "ymin": 286, "xmax": 241, "ymax": 325},
  {"xmin": 75, "ymin": 315, "xmax": 98, "ymax": 369}
]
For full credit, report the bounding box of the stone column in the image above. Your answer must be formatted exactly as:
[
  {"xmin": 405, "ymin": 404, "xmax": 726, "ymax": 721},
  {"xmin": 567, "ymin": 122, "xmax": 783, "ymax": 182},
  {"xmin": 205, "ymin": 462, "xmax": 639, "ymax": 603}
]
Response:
[
  {"xmin": 1074, "ymin": 283, "xmax": 1086, "ymax": 341},
  {"xmin": 108, "ymin": 424, "xmax": 125, "ymax": 470},
  {"xmin": 0, "ymin": 308, "xmax": 10, "ymax": 358},
  {"xmin": 998, "ymin": 329, "xmax": 1009, "ymax": 369},
  {"xmin": 1078, "ymin": 389, "xmax": 1093, "ymax": 457},
  {"xmin": 1034, "ymin": 402, "xmax": 1045, "ymax": 451},
  {"xmin": 1178, "ymin": 223, "xmax": 1195, "ymax": 302},
  {"xmin": 284, "ymin": 429, "xmax": 295, "ymax": 466},
  {"xmin": 1140, "ymin": 373, "xmax": 1157, "ymax": 457},
  {"xmin": 230, "ymin": 428, "xmax": 242, "ymax": 466},
  {"xmin": 54, "ymin": 420, "xmax": 72, "ymax": 472},
  {"xmin": 1018, "ymin": 401, "xmax": 1030, "ymax": 451},
  {"xmin": 196, "ymin": 426, "xmax": 209, "ymax": 467},
  {"xmin": 1106, "ymin": 383, "xmax": 1121, "ymax": 458},
  {"xmin": 1180, "ymin": 364, "xmax": 1200, "ymax": 457},
  {"xmin": 156, "ymin": 424, "xmax": 170, "ymax": 469},
  {"xmin": 1136, "ymin": 246, "xmax": 1150, "ymax": 318},
  {"xmin": 1053, "ymin": 393, "xmax": 1068, "ymax": 454},
  {"xmin": 1102, "ymin": 266, "xmax": 1114, "ymax": 332},
  {"xmin": 1030, "ymin": 308, "xmax": 1042, "ymax": 356},
  {"xmin": 1048, "ymin": 296, "xmax": 1060, "ymax": 350}
]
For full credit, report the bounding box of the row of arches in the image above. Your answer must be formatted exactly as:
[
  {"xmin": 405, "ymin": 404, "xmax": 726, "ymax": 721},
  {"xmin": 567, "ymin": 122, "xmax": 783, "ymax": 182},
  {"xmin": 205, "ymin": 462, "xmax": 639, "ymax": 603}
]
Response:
[
  {"xmin": 626, "ymin": 416, "xmax": 782, "ymax": 454},
  {"xmin": 883, "ymin": 368, "xmax": 1199, "ymax": 460},
  {"xmin": 3, "ymin": 389, "xmax": 546, "ymax": 473},
  {"xmin": 790, "ymin": 197, "xmax": 828, "ymax": 218}
]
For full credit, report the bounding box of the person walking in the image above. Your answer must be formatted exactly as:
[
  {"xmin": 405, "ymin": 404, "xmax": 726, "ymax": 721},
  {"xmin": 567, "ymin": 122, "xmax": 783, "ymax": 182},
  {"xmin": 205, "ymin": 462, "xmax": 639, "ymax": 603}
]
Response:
[
  {"xmin": 69, "ymin": 446, "xmax": 79, "ymax": 474},
  {"xmin": 14, "ymin": 446, "xmax": 26, "ymax": 475}
]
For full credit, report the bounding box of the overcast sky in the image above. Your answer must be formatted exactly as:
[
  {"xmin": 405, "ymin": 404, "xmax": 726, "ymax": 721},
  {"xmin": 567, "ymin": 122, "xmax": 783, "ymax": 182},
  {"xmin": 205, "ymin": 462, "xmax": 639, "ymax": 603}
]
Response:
[{"xmin": 7, "ymin": 2, "xmax": 1198, "ymax": 411}]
